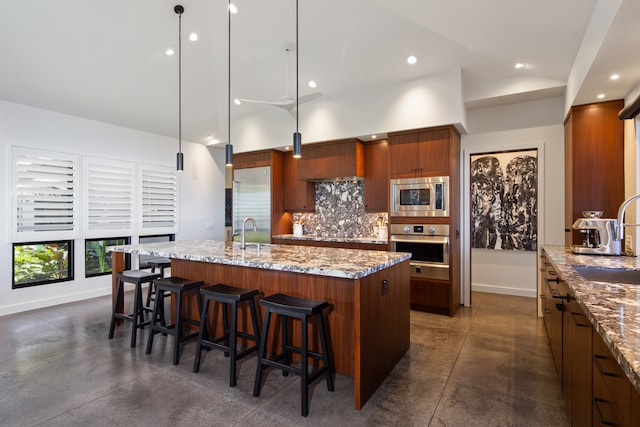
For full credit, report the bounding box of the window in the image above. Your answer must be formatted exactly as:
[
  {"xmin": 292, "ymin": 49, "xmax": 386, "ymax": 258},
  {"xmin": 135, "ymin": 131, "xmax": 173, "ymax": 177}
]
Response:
[
  {"xmin": 12, "ymin": 147, "xmax": 79, "ymax": 242},
  {"xmin": 84, "ymin": 157, "xmax": 134, "ymax": 238},
  {"xmin": 13, "ymin": 241, "xmax": 74, "ymax": 288},
  {"xmin": 85, "ymin": 237, "xmax": 131, "ymax": 277},
  {"xmin": 139, "ymin": 164, "xmax": 178, "ymax": 235}
]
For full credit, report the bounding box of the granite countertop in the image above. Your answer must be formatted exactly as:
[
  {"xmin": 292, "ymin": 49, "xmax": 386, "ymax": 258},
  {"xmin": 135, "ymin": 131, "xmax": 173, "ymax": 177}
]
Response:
[
  {"xmin": 543, "ymin": 245, "xmax": 640, "ymax": 394},
  {"xmin": 272, "ymin": 234, "xmax": 388, "ymax": 245},
  {"xmin": 108, "ymin": 240, "xmax": 409, "ymax": 280}
]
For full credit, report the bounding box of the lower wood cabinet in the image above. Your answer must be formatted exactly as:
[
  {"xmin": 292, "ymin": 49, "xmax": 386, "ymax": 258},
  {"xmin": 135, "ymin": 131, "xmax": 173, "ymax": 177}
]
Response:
[{"xmin": 410, "ymin": 278, "xmax": 450, "ymax": 315}]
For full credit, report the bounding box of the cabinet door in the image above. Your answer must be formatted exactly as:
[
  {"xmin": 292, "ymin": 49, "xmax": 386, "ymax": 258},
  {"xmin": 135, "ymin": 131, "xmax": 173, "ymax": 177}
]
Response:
[
  {"xmin": 283, "ymin": 152, "xmax": 315, "ymax": 212},
  {"xmin": 418, "ymin": 129, "xmax": 451, "ymax": 176},
  {"xmin": 410, "ymin": 277, "xmax": 450, "ymax": 315},
  {"xmin": 389, "ymin": 133, "xmax": 420, "ymax": 177},
  {"xmin": 364, "ymin": 140, "xmax": 389, "ymax": 212},
  {"xmin": 565, "ymin": 298, "xmax": 593, "ymax": 426}
]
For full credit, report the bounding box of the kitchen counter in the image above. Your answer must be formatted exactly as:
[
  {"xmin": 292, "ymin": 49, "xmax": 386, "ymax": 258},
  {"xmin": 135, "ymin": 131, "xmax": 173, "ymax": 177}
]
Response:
[
  {"xmin": 108, "ymin": 240, "xmax": 411, "ymax": 409},
  {"xmin": 272, "ymin": 234, "xmax": 387, "ymax": 245},
  {"xmin": 108, "ymin": 240, "xmax": 406, "ymax": 279},
  {"xmin": 543, "ymin": 245, "xmax": 640, "ymax": 394}
]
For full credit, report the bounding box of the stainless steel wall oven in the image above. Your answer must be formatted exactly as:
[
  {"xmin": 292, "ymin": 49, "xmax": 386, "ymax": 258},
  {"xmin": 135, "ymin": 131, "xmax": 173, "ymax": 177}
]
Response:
[{"xmin": 390, "ymin": 223, "xmax": 449, "ymax": 281}]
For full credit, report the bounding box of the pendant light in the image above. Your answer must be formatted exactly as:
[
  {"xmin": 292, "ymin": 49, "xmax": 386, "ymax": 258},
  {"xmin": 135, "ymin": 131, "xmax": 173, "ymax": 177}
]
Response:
[
  {"xmin": 225, "ymin": 0, "xmax": 234, "ymax": 166},
  {"xmin": 292, "ymin": 0, "xmax": 302, "ymax": 158},
  {"xmin": 175, "ymin": 4, "xmax": 184, "ymax": 171}
]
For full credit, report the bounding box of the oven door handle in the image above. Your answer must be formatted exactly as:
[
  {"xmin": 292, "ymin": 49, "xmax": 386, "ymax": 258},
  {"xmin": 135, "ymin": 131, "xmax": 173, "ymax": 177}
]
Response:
[{"xmin": 390, "ymin": 236, "xmax": 449, "ymax": 245}]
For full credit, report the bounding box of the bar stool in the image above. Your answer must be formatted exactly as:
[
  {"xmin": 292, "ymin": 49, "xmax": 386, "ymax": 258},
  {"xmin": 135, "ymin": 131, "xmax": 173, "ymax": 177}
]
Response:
[
  {"xmin": 145, "ymin": 258, "xmax": 172, "ymax": 307},
  {"xmin": 108, "ymin": 270, "xmax": 161, "ymax": 348},
  {"xmin": 253, "ymin": 293, "xmax": 334, "ymax": 417},
  {"xmin": 145, "ymin": 276, "xmax": 204, "ymax": 365},
  {"xmin": 193, "ymin": 284, "xmax": 261, "ymax": 387}
]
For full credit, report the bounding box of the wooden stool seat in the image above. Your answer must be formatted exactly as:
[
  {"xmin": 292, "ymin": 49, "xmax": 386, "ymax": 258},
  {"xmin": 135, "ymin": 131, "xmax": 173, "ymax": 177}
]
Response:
[
  {"xmin": 108, "ymin": 270, "xmax": 161, "ymax": 348},
  {"xmin": 193, "ymin": 284, "xmax": 261, "ymax": 387},
  {"xmin": 145, "ymin": 276, "xmax": 204, "ymax": 365},
  {"xmin": 253, "ymin": 293, "xmax": 334, "ymax": 417}
]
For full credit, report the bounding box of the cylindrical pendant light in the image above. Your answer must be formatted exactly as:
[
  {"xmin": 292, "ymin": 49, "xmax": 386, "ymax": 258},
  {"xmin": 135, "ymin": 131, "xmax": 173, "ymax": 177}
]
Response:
[
  {"xmin": 292, "ymin": 0, "xmax": 302, "ymax": 159},
  {"xmin": 175, "ymin": 5, "xmax": 184, "ymax": 171},
  {"xmin": 225, "ymin": 0, "xmax": 234, "ymax": 167}
]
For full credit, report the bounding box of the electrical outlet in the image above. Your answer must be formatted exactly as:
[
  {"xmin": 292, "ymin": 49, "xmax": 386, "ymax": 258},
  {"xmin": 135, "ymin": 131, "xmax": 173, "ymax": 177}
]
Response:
[{"xmin": 625, "ymin": 235, "xmax": 633, "ymax": 254}]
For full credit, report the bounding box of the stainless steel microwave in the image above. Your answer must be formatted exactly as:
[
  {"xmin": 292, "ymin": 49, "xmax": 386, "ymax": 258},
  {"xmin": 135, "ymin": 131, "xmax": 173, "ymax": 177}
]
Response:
[{"xmin": 390, "ymin": 176, "xmax": 449, "ymax": 217}]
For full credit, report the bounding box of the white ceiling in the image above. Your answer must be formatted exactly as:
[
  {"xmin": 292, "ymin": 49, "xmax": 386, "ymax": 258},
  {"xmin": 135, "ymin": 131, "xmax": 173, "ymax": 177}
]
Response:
[{"xmin": 1, "ymin": 0, "xmax": 639, "ymax": 145}]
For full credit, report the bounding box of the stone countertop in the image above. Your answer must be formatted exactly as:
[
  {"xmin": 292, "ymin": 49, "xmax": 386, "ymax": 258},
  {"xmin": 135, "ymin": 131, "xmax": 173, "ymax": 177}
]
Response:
[
  {"xmin": 108, "ymin": 240, "xmax": 409, "ymax": 280},
  {"xmin": 272, "ymin": 234, "xmax": 388, "ymax": 245},
  {"xmin": 543, "ymin": 245, "xmax": 640, "ymax": 394}
]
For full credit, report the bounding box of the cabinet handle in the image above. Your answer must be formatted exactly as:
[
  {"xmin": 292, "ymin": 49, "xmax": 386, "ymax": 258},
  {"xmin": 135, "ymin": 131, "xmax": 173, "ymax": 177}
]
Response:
[
  {"xmin": 555, "ymin": 303, "xmax": 565, "ymax": 312},
  {"xmin": 593, "ymin": 354, "xmax": 616, "ymax": 377},
  {"xmin": 593, "ymin": 398, "xmax": 616, "ymax": 426},
  {"xmin": 570, "ymin": 312, "xmax": 590, "ymax": 327}
]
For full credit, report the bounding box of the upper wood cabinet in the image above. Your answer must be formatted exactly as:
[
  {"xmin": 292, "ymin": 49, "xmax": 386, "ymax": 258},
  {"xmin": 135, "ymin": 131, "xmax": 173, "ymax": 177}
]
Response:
[
  {"xmin": 363, "ymin": 140, "xmax": 389, "ymax": 212},
  {"xmin": 564, "ymin": 100, "xmax": 625, "ymax": 245},
  {"xmin": 389, "ymin": 127, "xmax": 453, "ymax": 178},
  {"xmin": 283, "ymin": 151, "xmax": 315, "ymax": 212},
  {"xmin": 296, "ymin": 138, "xmax": 364, "ymax": 180}
]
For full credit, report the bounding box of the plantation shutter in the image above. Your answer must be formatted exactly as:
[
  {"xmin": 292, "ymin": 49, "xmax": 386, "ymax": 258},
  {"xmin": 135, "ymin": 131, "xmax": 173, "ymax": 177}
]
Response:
[
  {"xmin": 84, "ymin": 157, "xmax": 134, "ymax": 237},
  {"xmin": 12, "ymin": 147, "xmax": 79, "ymax": 241},
  {"xmin": 138, "ymin": 164, "xmax": 178, "ymax": 234}
]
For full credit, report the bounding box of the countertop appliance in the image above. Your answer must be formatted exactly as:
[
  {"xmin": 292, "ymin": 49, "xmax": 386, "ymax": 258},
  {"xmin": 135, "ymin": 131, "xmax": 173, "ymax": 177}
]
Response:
[
  {"xmin": 232, "ymin": 166, "xmax": 271, "ymax": 243},
  {"xmin": 571, "ymin": 211, "xmax": 621, "ymax": 255},
  {"xmin": 390, "ymin": 176, "xmax": 449, "ymax": 217},
  {"xmin": 390, "ymin": 223, "xmax": 449, "ymax": 280}
]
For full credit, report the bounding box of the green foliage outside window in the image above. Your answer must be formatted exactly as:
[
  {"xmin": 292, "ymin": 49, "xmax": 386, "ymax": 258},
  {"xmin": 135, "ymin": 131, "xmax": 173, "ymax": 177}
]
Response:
[
  {"xmin": 13, "ymin": 242, "xmax": 73, "ymax": 288},
  {"xmin": 85, "ymin": 237, "xmax": 128, "ymax": 277}
]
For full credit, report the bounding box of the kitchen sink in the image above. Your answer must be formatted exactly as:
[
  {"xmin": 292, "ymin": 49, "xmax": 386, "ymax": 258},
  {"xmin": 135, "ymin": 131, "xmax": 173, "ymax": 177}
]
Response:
[{"xmin": 572, "ymin": 265, "xmax": 640, "ymax": 285}]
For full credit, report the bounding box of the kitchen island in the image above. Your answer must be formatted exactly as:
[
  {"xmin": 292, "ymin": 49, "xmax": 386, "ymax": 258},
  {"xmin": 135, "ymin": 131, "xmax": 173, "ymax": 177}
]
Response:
[{"xmin": 108, "ymin": 240, "xmax": 411, "ymax": 409}]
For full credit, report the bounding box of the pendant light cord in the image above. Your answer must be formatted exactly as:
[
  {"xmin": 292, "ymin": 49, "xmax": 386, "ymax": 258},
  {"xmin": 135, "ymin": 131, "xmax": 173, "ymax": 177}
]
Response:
[
  {"xmin": 178, "ymin": 8, "xmax": 182, "ymax": 155},
  {"xmin": 295, "ymin": 0, "xmax": 299, "ymax": 133},
  {"xmin": 228, "ymin": 0, "xmax": 231, "ymax": 148}
]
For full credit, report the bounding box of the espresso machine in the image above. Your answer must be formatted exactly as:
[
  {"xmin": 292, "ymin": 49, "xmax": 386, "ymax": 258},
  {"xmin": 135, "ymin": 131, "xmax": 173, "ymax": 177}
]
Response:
[{"xmin": 571, "ymin": 211, "xmax": 621, "ymax": 255}]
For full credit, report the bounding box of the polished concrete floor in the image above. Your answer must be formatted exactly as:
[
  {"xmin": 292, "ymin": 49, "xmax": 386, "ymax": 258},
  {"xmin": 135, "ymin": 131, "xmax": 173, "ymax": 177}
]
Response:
[{"xmin": 0, "ymin": 291, "xmax": 569, "ymax": 426}]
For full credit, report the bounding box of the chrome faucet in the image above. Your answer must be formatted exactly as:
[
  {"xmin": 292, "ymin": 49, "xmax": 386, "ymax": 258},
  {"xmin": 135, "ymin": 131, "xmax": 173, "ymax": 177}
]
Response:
[
  {"xmin": 615, "ymin": 194, "xmax": 640, "ymax": 240},
  {"xmin": 241, "ymin": 217, "xmax": 257, "ymax": 249}
]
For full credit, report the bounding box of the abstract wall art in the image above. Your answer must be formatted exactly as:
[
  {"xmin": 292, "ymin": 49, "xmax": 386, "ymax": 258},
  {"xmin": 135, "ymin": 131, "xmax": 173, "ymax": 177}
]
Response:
[{"xmin": 471, "ymin": 149, "xmax": 538, "ymax": 251}]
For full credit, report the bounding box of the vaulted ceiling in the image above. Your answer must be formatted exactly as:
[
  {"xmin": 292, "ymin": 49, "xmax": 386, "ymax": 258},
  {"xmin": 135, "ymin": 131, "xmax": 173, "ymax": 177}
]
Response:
[{"xmin": 1, "ymin": 0, "xmax": 638, "ymax": 145}]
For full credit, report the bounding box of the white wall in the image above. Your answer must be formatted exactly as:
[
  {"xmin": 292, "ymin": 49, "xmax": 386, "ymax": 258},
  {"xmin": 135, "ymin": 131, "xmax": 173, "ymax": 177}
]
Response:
[
  {"xmin": 0, "ymin": 100, "xmax": 225, "ymax": 316},
  {"xmin": 461, "ymin": 97, "xmax": 565, "ymax": 302}
]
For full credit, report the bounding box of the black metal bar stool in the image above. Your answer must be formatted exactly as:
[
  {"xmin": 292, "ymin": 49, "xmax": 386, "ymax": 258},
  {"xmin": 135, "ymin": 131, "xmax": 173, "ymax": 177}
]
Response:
[
  {"xmin": 193, "ymin": 284, "xmax": 261, "ymax": 387},
  {"xmin": 145, "ymin": 258, "xmax": 172, "ymax": 307},
  {"xmin": 108, "ymin": 270, "xmax": 161, "ymax": 348},
  {"xmin": 145, "ymin": 276, "xmax": 204, "ymax": 365},
  {"xmin": 253, "ymin": 293, "xmax": 334, "ymax": 417}
]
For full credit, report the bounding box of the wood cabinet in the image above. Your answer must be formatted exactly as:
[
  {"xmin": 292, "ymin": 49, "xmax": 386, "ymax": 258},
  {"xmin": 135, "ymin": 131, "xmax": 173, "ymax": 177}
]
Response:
[
  {"xmin": 389, "ymin": 127, "xmax": 453, "ymax": 178},
  {"xmin": 283, "ymin": 151, "xmax": 315, "ymax": 212},
  {"xmin": 296, "ymin": 138, "xmax": 364, "ymax": 180},
  {"xmin": 363, "ymin": 140, "xmax": 389, "ymax": 212},
  {"xmin": 541, "ymin": 254, "xmax": 565, "ymax": 380},
  {"xmin": 409, "ymin": 277, "xmax": 450, "ymax": 315},
  {"xmin": 232, "ymin": 150, "xmax": 290, "ymax": 237},
  {"xmin": 565, "ymin": 100, "xmax": 625, "ymax": 245},
  {"xmin": 563, "ymin": 297, "xmax": 593, "ymax": 427}
]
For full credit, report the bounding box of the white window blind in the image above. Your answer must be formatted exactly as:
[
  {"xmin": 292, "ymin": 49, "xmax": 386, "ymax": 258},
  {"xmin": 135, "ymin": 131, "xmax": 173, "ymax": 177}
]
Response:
[
  {"xmin": 138, "ymin": 164, "xmax": 178, "ymax": 234},
  {"xmin": 12, "ymin": 147, "xmax": 79, "ymax": 241},
  {"xmin": 84, "ymin": 157, "xmax": 134, "ymax": 237}
]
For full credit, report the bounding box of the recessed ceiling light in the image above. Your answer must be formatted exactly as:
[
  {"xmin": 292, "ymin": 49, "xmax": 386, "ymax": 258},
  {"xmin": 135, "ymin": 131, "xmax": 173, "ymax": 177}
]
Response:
[
  {"xmin": 515, "ymin": 62, "xmax": 526, "ymax": 69},
  {"xmin": 234, "ymin": 98, "xmax": 241, "ymax": 105},
  {"xmin": 610, "ymin": 73, "xmax": 620, "ymax": 80},
  {"xmin": 285, "ymin": 146, "xmax": 291, "ymax": 151},
  {"xmin": 164, "ymin": 48, "xmax": 175, "ymax": 57},
  {"xmin": 371, "ymin": 135, "xmax": 377, "ymax": 139},
  {"xmin": 597, "ymin": 93, "xmax": 606, "ymax": 99},
  {"xmin": 229, "ymin": 4, "xmax": 238, "ymax": 14},
  {"xmin": 308, "ymin": 80, "xmax": 317, "ymax": 88},
  {"xmin": 407, "ymin": 55, "xmax": 417, "ymax": 65},
  {"xmin": 189, "ymin": 33, "xmax": 198, "ymax": 42}
]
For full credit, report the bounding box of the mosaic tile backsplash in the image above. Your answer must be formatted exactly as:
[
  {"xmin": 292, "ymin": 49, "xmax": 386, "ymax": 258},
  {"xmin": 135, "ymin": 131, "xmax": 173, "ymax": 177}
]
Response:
[{"xmin": 292, "ymin": 181, "xmax": 388, "ymax": 238}]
